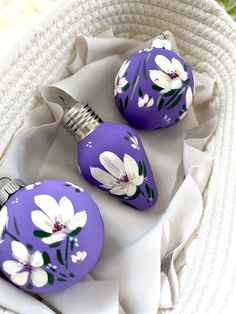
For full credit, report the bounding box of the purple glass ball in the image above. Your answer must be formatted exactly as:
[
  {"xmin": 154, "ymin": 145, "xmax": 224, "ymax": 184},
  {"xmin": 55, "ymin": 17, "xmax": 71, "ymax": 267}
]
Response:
[
  {"xmin": 114, "ymin": 47, "xmax": 194, "ymax": 129},
  {"xmin": 0, "ymin": 179, "xmax": 104, "ymax": 293}
]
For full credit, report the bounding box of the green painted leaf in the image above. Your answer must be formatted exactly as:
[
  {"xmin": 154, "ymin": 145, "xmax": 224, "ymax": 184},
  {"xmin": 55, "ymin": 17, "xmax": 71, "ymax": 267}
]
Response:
[
  {"xmin": 151, "ymin": 188, "xmax": 155, "ymax": 200},
  {"xmin": 70, "ymin": 239, "xmax": 74, "ymax": 251},
  {"xmin": 69, "ymin": 273, "xmax": 75, "ymax": 278},
  {"xmin": 142, "ymin": 161, "xmax": 147, "ymax": 178},
  {"xmin": 132, "ymin": 63, "xmax": 140, "ymax": 86},
  {"xmin": 158, "ymin": 98, "xmax": 165, "ymax": 111},
  {"xmin": 57, "ymin": 278, "xmax": 66, "ymax": 282},
  {"xmin": 49, "ymin": 241, "xmax": 62, "ymax": 248},
  {"xmin": 64, "ymin": 183, "xmax": 70, "ymax": 186},
  {"xmin": 33, "ymin": 230, "xmax": 51, "ymax": 238},
  {"xmin": 162, "ymin": 89, "xmax": 180, "ymax": 108},
  {"xmin": 138, "ymin": 161, "xmax": 143, "ymax": 175},
  {"xmin": 43, "ymin": 251, "xmax": 51, "ymax": 265},
  {"xmin": 124, "ymin": 136, "xmax": 129, "ymax": 141},
  {"xmin": 138, "ymin": 87, "xmax": 143, "ymax": 97},
  {"xmin": 164, "ymin": 89, "xmax": 176, "ymax": 97},
  {"xmin": 69, "ymin": 227, "xmax": 82, "ymax": 237},
  {"xmin": 59, "ymin": 273, "xmax": 67, "ymax": 278},
  {"xmin": 65, "ymin": 237, "xmax": 69, "ymax": 269},
  {"xmin": 183, "ymin": 78, "xmax": 190, "ymax": 85},
  {"xmin": 47, "ymin": 272, "xmax": 54, "ymax": 285},
  {"xmin": 152, "ymin": 84, "xmax": 163, "ymax": 91},
  {"xmin": 182, "ymin": 104, "xmax": 187, "ymax": 111},
  {"xmin": 75, "ymin": 188, "xmax": 81, "ymax": 193},
  {"xmin": 167, "ymin": 94, "xmax": 182, "ymax": 109},
  {"xmin": 184, "ymin": 64, "xmax": 188, "ymax": 72},
  {"xmin": 13, "ymin": 217, "xmax": 20, "ymax": 236},
  {"xmin": 122, "ymin": 82, "xmax": 130, "ymax": 91},
  {"xmin": 56, "ymin": 249, "xmax": 64, "ymax": 266},
  {"xmin": 26, "ymin": 243, "xmax": 33, "ymax": 251},
  {"xmin": 119, "ymin": 98, "xmax": 124, "ymax": 114},
  {"xmin": 145, "ymin": 184, "xmax": 151, "ymax": 198},
  {"xmin": 124, "ymin": 96, "xmax": 129, "ymax": 109},
  {"xmin": 26, "ymin": 283, "xmax": 33, "ymax": 290}
]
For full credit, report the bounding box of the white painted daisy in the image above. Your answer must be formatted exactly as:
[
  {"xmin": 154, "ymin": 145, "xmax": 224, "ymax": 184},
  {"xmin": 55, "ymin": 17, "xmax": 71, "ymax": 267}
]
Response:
[
  {"xmin": 3, "ymin": 241, "xmax": 47, "ymax": 288},
  {"xmin": 71, "ymin": 251, "xmax": 87, "ymax": 264},
  {"xmin": 149, "ymin": 55, "xmax": 188, "ymax": 94},
  {"xmin": 114, "ymin": 60, "xmax": 130, "ymax": 96},
  {"xmin": 90, "ymin": 151, "xmax": 144, "ymax": 197},
  {"xmin": 31, "ymin": 195, "xmax": 87, "ymax": 245}
]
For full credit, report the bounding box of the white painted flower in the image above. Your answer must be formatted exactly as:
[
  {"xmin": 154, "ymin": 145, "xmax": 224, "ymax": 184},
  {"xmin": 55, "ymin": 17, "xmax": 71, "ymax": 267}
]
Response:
[
  {"xmin": 65, "ymin": 181, "xmax": 84, "ymax": 192},
  {"xmin": 149, "ymin": 55, "xmax": 188, "ymax": 94},
  {"xmin": 31, "ymin": 195, "xmax": 87, "ymax": 245},
  {"xmin": 3, "ymin": 241, "xmax": 47, "ymax": 287},
  {"xmin": 114, "ymin": 60, "xmax": 130, "ymax": 96},
  {"xmin": 71, "ymin": 251, "xmax": 87, "ymax": 264},
  {"xmin": 138, "ymin": 94, "xmax": 154, "ymax": 108},
  {"xmin": 90, "ymin": 152, "xmax": 144, "ymax": 197},
  {"xmin": 130, "ymin": 136, "xmax": 140, "ymax": 150},
  {"xmin": 25, "ymin": 182, "xmax": 41, "ymax": 190},
  {"xmin": 179, "ymin": 87, "xmax": 193, "ymax": 120},
  {"xmin": 0, "ymin": 206, "xmax": 8, "ymax": 243},
  {"xmin": 163, "ymin": 114, "xmax": 171, "ymax": 124}
]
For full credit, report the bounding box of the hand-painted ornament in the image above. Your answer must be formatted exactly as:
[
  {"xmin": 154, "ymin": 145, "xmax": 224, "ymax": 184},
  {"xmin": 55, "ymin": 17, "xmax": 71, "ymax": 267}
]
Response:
[
  {"xmin": 114, "ymin": 40, "xmax": 194, "ymax": 129},
  {"xmin": 0, "ymin": 178, "xmax": 104, "ymax": 294},
  {"xmin": 62, "ymin": 103, "xmax": 158, "ymax": 210}
]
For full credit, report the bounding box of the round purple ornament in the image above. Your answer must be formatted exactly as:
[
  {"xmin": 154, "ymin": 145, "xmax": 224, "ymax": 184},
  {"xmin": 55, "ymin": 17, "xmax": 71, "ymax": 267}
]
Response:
[
  {"xmin": 0, "ymin": 178, "xmax": 104, "ymax": 294},
  {"xmin": 114, "ymin": 47, "xmax": 194, "ymax": 129}
]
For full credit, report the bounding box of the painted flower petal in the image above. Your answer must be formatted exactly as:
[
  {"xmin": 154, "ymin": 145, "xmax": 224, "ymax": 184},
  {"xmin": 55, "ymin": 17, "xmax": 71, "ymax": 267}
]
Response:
[
  {"xmin": 34, "ymin": 194, "xmax": 60, "ymax": 223},
  {"xmin": 90, "ymin": 167, "xmax": 115, "ymax": 188},
  {"xmin": 69, "ymin": 210, "xmax": 87, "ymax": 230},
  {"xmin": 149, "ymin": 70, "xmax": 171, "ymax": 89},
  {"xmin": 25, "ymin": 184, "xmax": 35, "ymax": 190},
  {"xmin": 119, "ymin": 77, "xmax": 128, "ymax": 88},
  {"xmin": 42, "ymin": 232, "xmax": 66, "ymax": 245},
  {"xmin": 155, "ymin": 55, "xmax": 173, "ymax": 73},
  {"xmin": 143, "ymin": 94, "xmax": 149, "ymax": 104},
  {"xmin": 12, "ymin": 241, "xmax": 29, "ymax": 263},
  {"xmin": 71, "ymin": 255, "xmax": 77, "ymax": 263},
  {"xmin": 110, "ymin": 185, "xmax": 129, "ymax": 196},
  {"xmin": 126, "ymin": 184, "xmax": 137, "ymax": 197},
  {"xmin": 76, "ymin": 251, "xmax": 87, "ymax": 261},
  {"xmin": 147, "ymin": 98, "xmax": 154, "ymax": 107},
  {"xmin": 11, "ymin": 271, "xmax": 29, "ymax": 286},
  {"xmin": 186, "ymin": 86, "xmax": 193, "ymax": 109},
  {"xmin": 131, "ymin": 143, "xmax": 137, "ymax": 149},
  {"xmin": 3, "ymin": 260, "xmax": 23, "ymax": 275},
  {"xmin": 119, "ymin": 60, "xmax": 130, "ymax": 78},
  {"xmin": 132, "ymin": 175, "xmax": 144, "ymax": 186},
  {"xmin": 31, "ymin": 268, "xmax": 48, "ymax": 288},
  {"xmin": 59, "ymin": 196, "xmax": 75, "ymax": 225},
  {"xmin": 169, "ymin": 78, "xmax": 182, "ymax": 90},
  {"xmin": 138, "ymin": 97, "xmax": 145, "ymax": 108},
  {"xmin": 124, "ymin": 154, "xmax": 139, "ymax": 181},
  {"xmin": 31, "ymin": 210, "xmax": 54, "ymax": 233},
  {"xmin": 0, "ymin": 206, "xmax": 8, "ymax": 228},
  {"xmin": 30, "ymin": 251, "xmax": 44, "ymax": 268},
  {"xmin": 172, "ymin": 58, "xmax": 185, "ymax": 76},
  {"xmin": 99, "ymin": 151, "xmax": 125, "ymax": 179}
]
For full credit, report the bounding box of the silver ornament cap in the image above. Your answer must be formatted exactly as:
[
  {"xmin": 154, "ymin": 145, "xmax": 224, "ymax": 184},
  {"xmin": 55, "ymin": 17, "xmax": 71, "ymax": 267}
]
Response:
[{"xmin": 0, "ymin": 178, "xmax": 25, "ymax": 208}]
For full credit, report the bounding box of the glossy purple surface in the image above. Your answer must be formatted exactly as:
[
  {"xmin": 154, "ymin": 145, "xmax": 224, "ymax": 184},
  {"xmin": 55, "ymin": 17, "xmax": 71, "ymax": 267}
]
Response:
[
  {"xmin": 0, "ymin": 180, "xmax": 104, "ymax": 293},
  {"xmin": 114, "ymin": 47, "xmax": 194, "ymax": 129},
  {"xmin": 78, "ymin": 122, "xmax": 158, "ymax": 210}
]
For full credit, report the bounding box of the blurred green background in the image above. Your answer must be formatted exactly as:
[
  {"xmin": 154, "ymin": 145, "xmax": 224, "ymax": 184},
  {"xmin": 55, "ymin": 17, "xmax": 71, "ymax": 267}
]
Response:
[{"xmin": 218, "ymin": 0, "xmax": 236, "ymax": 20}]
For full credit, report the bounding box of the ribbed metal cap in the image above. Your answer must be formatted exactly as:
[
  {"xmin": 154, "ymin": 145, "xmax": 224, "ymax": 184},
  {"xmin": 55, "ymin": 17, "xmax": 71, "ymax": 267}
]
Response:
[
  {"xmin": 62, "ymin": 103, "xmax": 103, "ymax": 143},
  {"xmin": 0, "ymin": 178, "xmax": 26, "ymax": 208}
]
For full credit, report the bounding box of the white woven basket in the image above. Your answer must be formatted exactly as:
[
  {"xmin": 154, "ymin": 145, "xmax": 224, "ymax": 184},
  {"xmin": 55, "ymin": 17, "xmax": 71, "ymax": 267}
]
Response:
[{"xmin": 0, "ymin": 0, "xmax": 236, "ymax": 313}]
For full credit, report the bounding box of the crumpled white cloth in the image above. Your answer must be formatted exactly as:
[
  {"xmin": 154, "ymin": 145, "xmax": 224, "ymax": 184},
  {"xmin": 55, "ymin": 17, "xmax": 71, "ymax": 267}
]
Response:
[{"xmin": 0, "ymin": 30, "xmax": 217, "ymax": 314}]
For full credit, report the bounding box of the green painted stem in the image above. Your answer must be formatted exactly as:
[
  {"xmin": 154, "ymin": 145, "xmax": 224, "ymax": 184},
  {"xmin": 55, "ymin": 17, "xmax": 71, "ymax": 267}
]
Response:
[
  {"xmin": 5, "ymin": 230, "xmax": 18, "ymax": 241},
  {"xmin": 65, "ymin": 237, "xmax": 69, "ymax": 269}
]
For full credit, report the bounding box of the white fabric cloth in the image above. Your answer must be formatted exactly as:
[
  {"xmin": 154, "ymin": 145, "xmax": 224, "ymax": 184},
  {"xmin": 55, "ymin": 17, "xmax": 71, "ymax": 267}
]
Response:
[{"xmin": 0, "ymin": 30, "xmax": 217, "ymax": 314}]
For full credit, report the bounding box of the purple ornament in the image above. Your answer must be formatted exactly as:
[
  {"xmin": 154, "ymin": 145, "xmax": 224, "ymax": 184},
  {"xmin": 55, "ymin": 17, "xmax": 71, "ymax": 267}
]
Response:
[
  {"xmin": 114, "ymin": 47, "xmax": 194, "ymax": 129},
  {"xmin": 63, "ymin": 105, "xmax": 158, "ymax": 210},
  {"xmin": 0, "ymin": 179, "xmax": 104, "ymax": 293}
]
